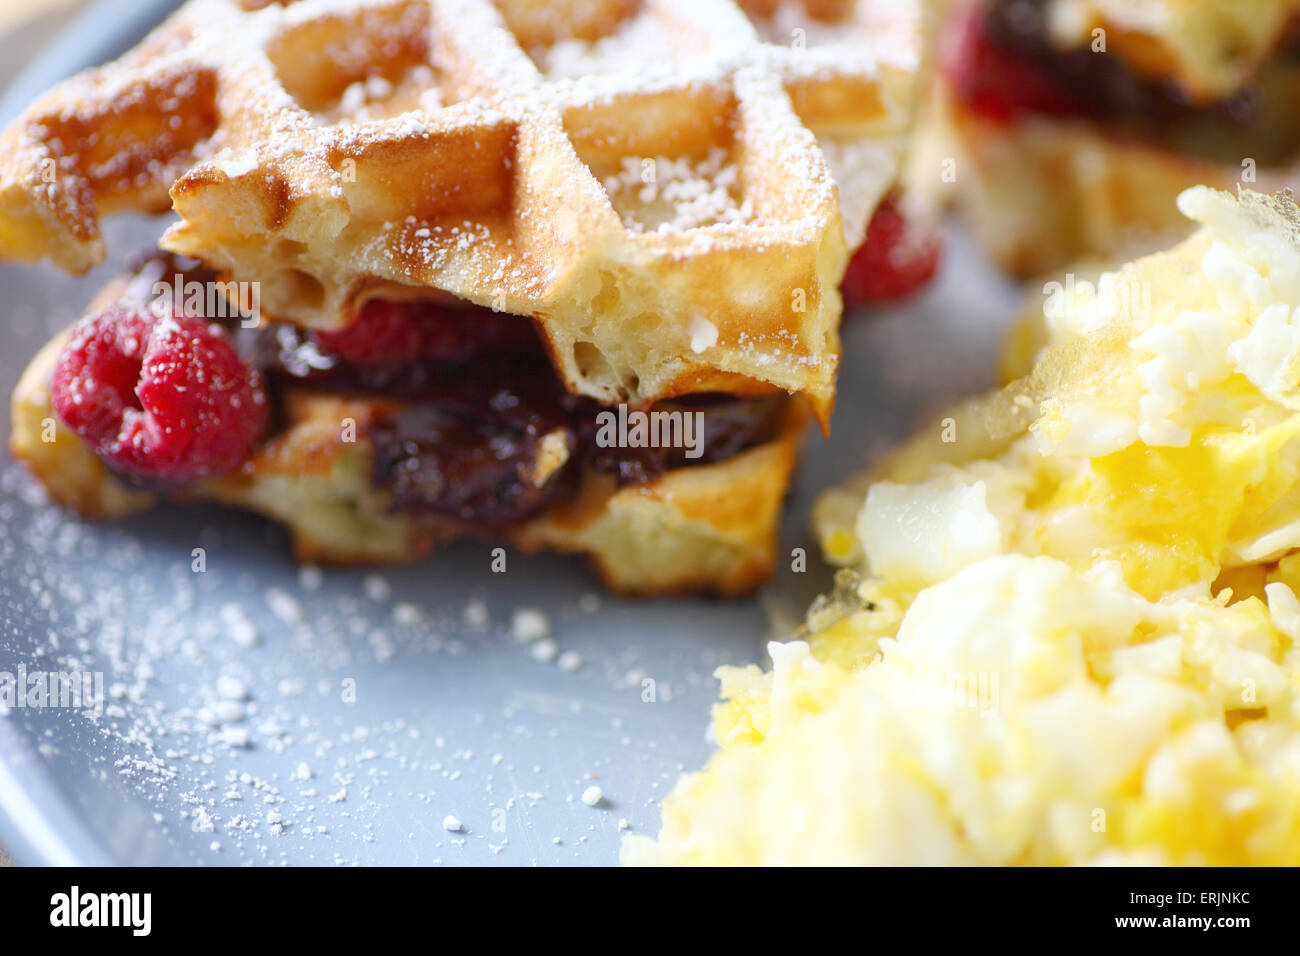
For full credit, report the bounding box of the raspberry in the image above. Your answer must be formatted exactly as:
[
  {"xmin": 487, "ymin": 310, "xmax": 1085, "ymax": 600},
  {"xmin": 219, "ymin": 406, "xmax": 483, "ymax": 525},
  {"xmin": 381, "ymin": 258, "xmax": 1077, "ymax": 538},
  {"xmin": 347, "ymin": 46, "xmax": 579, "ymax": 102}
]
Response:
[
  {"xmin": 939, "ymin": 2, "xmax": 1086, "ymax": 122},
  {"xmin": 52, "ymin": 304, "xmax": 269, "ymax": 483},
  {"xmin": 315, "ymin": 297, "xmax": 538, "ymax": 366},
  {"xmin": 842, "ymin": 197, "xmax": 943, "ymax": 305}
]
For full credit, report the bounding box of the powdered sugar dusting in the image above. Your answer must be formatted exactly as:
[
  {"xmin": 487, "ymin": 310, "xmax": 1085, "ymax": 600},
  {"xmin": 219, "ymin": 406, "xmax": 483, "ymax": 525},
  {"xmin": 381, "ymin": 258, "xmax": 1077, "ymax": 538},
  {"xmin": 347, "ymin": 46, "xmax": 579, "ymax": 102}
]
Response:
[
  {"xmin": 601, "ymin": 147, "xmax": 752, "ymax": 234},
  {"xmin": 531, "ymin": 14, "xmax": 680, "ymax": 80},
  {"xmin": 817, "ymin": 136, "xmax": 898, "ymax": 247},
  {"xmin": 0, "ymin": 445, "xmax": 753, "ymax": 864}
]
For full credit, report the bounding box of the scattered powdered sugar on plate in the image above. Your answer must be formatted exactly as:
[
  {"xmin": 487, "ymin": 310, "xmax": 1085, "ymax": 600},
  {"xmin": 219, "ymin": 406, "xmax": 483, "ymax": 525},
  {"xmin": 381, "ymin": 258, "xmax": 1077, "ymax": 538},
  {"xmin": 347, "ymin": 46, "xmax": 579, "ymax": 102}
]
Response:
[
  {"xmin": 511, "ymin": 607, "xmax": 550, "ymax": 642},
  {"xmin": 0, "ymin": 461, "xmax": 751, "ymax": 865}
]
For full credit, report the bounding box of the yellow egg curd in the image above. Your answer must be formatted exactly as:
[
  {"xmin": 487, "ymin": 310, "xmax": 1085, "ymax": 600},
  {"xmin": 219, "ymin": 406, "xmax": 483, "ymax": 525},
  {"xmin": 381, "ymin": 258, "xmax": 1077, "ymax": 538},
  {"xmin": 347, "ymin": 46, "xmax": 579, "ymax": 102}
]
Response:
[{"xmin": 623, "ymin": 187, "xmax": 1300, "ymax": 865}]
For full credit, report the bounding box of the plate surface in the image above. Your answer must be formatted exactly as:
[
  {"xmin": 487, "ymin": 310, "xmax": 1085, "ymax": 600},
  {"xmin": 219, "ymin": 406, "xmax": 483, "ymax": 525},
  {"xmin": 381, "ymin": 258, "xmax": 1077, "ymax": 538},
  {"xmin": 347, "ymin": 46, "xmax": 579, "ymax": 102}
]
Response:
[{"xmin": 0, "ymin": 0, "xmax": 1022, "ymax": 866}]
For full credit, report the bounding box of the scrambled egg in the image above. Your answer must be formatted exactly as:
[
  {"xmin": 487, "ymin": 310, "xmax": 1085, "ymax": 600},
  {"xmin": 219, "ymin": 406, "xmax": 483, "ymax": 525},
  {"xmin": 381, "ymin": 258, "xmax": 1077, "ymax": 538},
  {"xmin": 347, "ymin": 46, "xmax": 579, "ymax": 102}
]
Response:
[{"xmin": 623, "ymin": 187, "xmax": 1300, "ymax": 865}]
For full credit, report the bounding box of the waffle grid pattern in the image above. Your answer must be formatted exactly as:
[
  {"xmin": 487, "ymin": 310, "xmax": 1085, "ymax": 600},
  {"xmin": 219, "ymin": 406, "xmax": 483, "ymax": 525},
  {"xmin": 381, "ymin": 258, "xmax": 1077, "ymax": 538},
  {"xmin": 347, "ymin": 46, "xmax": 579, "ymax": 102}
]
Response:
[{"xmin": 0, "ymin": 0, "xmax": 915, "ymax": 417}]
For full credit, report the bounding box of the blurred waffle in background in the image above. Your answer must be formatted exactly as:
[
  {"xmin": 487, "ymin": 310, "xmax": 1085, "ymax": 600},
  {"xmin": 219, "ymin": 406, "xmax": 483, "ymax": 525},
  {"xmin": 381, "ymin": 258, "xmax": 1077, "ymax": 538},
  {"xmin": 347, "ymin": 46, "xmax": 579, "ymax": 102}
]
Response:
[{"xmin": 911, "ymin": 0, "xmax": 1300, "ymax": 277}]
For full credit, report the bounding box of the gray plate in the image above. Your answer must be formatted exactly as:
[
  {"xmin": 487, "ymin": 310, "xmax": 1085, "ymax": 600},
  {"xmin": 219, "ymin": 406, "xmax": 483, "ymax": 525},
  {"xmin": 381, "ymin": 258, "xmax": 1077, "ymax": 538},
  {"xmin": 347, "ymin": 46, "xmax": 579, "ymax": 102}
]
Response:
[{"xmin": 0, "ymin": 0, "xmax": 1022, "ymax": 866}]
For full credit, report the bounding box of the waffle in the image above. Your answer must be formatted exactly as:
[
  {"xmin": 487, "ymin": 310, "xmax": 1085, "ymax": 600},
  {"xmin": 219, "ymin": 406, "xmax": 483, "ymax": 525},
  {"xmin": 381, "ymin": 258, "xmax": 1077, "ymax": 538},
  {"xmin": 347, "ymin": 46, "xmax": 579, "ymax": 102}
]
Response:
[
  {"xmin": 917, "ymin": 86, "xmax": 1300, "ymax": 277},
  {"xmin": 13, "ymin": 306, "xmax": 808, "ymax": 596},
  {"xmin": 917, "ymin": 0, "xmax": 1300, "ymax": 277},
  {"xmin": 1041, "ymin": 0, "xmax": 1300, "ymax": 103},
  {"xmin": 0, "ymin": 0, "xmax": 919, "ymax": 425}
]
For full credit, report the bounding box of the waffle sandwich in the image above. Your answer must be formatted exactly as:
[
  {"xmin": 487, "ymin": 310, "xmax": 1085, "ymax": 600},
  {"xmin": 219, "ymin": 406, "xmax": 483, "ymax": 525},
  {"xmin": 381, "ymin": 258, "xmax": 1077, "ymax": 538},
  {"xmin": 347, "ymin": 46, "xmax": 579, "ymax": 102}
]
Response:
[
  {"xmin": 1, "ymin": 0, "xmax": 924, "ymax": 594},
  {"xmin": 917, "ymin": 0, "xmax": 1300, "ymax": 276}
]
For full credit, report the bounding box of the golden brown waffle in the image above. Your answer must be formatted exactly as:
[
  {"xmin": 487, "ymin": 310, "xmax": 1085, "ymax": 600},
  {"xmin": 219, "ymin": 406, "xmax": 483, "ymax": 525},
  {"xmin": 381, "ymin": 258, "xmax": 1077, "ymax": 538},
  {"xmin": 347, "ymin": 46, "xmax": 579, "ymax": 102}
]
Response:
[
  {"xmin": 0, "ymin": 0, "xmax": 919, "ymax": 425},
  {"xmin": 914, "ymin": 0, "xmax": 1300, "ymax": 276},
  {"xmin": 1041, "ymin": 0, "xmax": 1300, "ymax": 104},
  {"xmin": 918, "ymin": 87, "xmax": 1300, "ymax": 278},
  {"xmin": 12, "ymin": 319, "xmax": 808, "ymax": 596}
]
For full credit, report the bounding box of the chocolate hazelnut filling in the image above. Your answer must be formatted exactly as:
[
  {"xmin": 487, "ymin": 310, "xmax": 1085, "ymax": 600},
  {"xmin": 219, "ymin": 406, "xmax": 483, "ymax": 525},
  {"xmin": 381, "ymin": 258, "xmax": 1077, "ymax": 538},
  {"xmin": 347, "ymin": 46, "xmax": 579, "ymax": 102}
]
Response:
[
  {"xmin": 967, "ymin": 0, "xmax": 1300, "ymax": 165},
  {"xmin": 111, "ymin": 253, "xmax": 789, "ymax": 528}
]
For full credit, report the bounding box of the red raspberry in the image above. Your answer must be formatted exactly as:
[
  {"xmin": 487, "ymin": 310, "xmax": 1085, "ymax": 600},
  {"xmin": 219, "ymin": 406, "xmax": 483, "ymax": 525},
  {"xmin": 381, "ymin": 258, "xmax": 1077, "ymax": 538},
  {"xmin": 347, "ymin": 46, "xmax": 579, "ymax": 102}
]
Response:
[
  {"xmin": 939, "ymin": 1, "xmax": 1086, "ymax": 122},
  {"xmin": 842, "ymin": 197, "xmax": 944, "ymax": 305},
  {"xmin": 315, "ymin": 297, "xmax": 538, "ymax": 365},
  {"xmin": 52, "ymin": 304, "xmax": 269, "ymax": 483}
]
